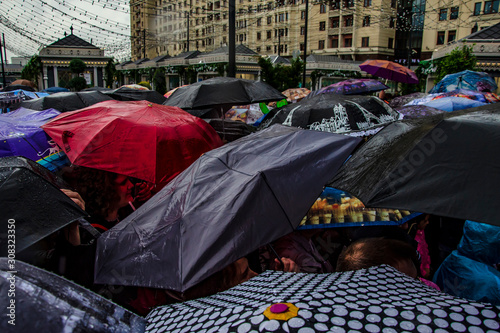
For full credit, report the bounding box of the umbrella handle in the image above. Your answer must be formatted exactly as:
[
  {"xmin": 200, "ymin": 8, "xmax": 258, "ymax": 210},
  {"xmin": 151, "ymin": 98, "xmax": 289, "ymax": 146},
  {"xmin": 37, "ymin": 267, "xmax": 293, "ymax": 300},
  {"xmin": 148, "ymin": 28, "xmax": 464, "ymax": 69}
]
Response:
[
  {"xmin": 267, "ymin": 244, "xmax": 284, "ymax": 268},
  {"xmin": 62, "ymin": 131, "xmax": 74, "ymax": 152}
]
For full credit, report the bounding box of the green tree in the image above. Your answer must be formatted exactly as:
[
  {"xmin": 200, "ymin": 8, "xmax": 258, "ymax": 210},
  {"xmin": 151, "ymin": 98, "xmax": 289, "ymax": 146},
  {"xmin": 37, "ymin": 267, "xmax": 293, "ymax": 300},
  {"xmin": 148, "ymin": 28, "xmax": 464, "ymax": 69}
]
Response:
[
  {"xmin": 68, "ymin": 77, "xmax": 88, "ymax": 91},
  {"xmin": 104, "ymin": 59, "xmax": 116, "ymax": 88},
  {"xmin": 69, "ymin": 59, "xmax": 87, "ymax": 75},
  {"xmin": 258, "ymin": 56, "xmax": 305, "ymax": 91},
  {"xmin": 435, "ymin": 45, "xmax": 476, "ymax": 82},
  {"xmin": 21, "ymin": 55, "xmax": 42, "ymax": 87},
  {"xmin": 258, "ymin": 56, "xmax": 280, "ymax": 90},
  {"xmin": 153, "ymin": 67, "xmax": 167, "ymax": 95}
]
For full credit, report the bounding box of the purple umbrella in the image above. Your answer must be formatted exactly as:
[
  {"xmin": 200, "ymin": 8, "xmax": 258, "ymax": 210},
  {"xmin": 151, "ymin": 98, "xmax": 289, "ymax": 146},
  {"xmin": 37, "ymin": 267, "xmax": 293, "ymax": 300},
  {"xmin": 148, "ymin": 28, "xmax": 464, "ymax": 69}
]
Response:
[
  {"xmin": 318, "ymin": 79, "xmax": 389, "ymax": 95},
  {"xmin": 0, "ymin": 107, "xmax": 65, "ymax": 164},
  {"xmin": 389, "ymin": 92, "xmax": 426, "ymax": 108},
  {"xmin": 359, "ymin": 60, "xmax": 419, "ymax": 84},
  {"xmin": 395, "ymin": 105, "xmax": 446, "ymax": 119}
]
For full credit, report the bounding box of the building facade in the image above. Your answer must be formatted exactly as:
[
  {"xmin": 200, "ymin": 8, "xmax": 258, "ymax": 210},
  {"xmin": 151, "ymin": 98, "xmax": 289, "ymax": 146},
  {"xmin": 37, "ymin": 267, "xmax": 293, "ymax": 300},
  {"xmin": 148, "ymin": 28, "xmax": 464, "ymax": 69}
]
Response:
[
  {"xmin": 130, "ymin": 0, "xmax": 399, "ymax": 62},
  {"xmin": 38, "ymin": 32, "xmax": 112, "ymax": 89}
]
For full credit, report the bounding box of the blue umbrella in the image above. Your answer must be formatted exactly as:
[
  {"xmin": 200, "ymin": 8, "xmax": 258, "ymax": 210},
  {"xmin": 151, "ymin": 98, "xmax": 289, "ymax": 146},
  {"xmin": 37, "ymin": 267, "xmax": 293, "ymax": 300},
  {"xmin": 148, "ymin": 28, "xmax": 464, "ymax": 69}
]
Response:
[
  {"xmin": 0, "ymin": 107, "xmax": 70, "ymax": 171},
  {"xmin": 41, "ymin": 86, "xmax": 70, "ymax": 94},
  {"xmin": 422, "ymin": 96, "xmax": 487, "ymax": 112},
  {"xmin": 429, "ymin": 70, "xmax": 498, "ymax": 93}
]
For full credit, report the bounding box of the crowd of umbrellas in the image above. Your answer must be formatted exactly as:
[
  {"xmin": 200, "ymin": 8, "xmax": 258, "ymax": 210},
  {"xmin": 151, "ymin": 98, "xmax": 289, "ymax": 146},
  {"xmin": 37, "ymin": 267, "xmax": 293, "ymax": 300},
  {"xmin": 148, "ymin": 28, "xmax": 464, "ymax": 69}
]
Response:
[{"xmin": 1, "ymin": 63, "xmax": 500, "ymax": 332}]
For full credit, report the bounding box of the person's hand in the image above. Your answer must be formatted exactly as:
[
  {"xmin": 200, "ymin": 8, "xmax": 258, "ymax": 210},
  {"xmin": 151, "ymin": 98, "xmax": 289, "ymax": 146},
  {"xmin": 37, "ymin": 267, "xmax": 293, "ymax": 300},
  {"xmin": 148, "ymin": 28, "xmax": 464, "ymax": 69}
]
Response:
[
  {"xmin": 274, "ymin": 257, "xmax": 300, "ymax": 272},
  {"xmin": 133, "ymin": 182, "xmax": 154, "ymax": 202},
  {"xmin": 61, "ymin": 189, "xmax": 85, "ymax": 211}
]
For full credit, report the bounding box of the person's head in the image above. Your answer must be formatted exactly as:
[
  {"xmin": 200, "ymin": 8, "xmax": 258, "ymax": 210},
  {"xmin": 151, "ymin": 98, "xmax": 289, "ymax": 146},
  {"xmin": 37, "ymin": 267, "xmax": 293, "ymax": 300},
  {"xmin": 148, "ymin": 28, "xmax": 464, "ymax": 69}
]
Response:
[
  {"xmin": 60, "ymin": 166, "xmax": 133, "ymax": 219},
  {"xmin": 336, "ymin": 237, "xmax": 418, "ymax": 278}
]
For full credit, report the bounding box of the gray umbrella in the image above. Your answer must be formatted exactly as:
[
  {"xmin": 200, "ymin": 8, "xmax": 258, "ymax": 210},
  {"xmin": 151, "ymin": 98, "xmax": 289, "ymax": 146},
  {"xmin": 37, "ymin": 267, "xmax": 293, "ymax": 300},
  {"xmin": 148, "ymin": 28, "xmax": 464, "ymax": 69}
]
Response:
[
  {"xmin": 95, "ymin": 125, "xmax": 361, "ymax": 292},
  {"xmin": 20, "ymin": 91, "xmax": 113, "ymax": 112},
  {"xmin": 0, "ymin": 259, "xmax": 146, "ymax": 333}
]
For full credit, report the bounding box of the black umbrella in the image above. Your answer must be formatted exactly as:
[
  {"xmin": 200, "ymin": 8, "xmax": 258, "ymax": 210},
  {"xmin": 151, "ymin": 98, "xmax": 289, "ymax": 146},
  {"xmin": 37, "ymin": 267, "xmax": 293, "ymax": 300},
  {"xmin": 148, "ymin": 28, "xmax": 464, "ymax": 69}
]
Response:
[
  {"xmin": 259, "ymin": 93, "xmax": 401, "ymax": 137},
  {"xmin": 0, "ymin": 258, "xmax": 146, "ymax": 332},
  {"xmin": 328, "ymin": 105, "xmax": 500, "ymax": 227},
  {"xmin": 82, "ymin": 86, "xmax": 113, "ymax": 92},
  {"xmin": 20, "ymin": 91, "xmax": 113, "ymax": 112},
  {"xmin": 103, "ymin": 87, "xmax": 166, "ymax": 104},
  {"xmin": 3, "ymin": 84, "xmax": 36, "ymax": 92},
  {"xmin": 95, "ymin": 125, "xmax": 361, "ymax": 292},
  {"xmin": 0, "ymin": 156, "xmax": 88, "ymax": 255},
  {"xmin": 145, "ymin": 265, "xmax": 500, "ymax": 332},
  {"xmin": 163, "ymin": 77, "xmax": 286, "ymax": 111}
]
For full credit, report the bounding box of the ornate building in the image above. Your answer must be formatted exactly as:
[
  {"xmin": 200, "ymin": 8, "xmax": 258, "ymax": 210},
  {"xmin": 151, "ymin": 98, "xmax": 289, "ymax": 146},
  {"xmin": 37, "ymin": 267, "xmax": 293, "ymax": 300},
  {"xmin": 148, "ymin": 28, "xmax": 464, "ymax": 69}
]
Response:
[{"xmin": 37, "ymin": 30, "xmax": 112, "ymax": 89}]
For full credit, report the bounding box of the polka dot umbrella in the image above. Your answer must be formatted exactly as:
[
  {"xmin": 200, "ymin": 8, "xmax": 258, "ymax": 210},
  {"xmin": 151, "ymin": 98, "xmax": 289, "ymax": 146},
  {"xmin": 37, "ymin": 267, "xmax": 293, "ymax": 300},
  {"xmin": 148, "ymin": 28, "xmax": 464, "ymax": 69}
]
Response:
[{"xmin": 145, "ymin": 265, "xmax": 500, "ymax": 333}]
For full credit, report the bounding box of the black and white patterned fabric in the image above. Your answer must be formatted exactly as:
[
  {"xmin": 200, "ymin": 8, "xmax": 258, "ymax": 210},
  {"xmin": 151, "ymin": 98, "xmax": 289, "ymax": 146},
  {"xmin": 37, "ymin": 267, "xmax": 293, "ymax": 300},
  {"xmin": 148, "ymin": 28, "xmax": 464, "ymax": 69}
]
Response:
[{"xmin": 146, "ymin": 265, "xmax": 500, "ymax": 333}]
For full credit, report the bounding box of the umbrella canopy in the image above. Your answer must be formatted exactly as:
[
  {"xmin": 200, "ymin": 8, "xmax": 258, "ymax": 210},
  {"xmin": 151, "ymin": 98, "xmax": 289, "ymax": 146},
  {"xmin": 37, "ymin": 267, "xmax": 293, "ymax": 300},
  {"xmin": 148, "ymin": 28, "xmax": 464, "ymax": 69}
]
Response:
[
  {"xmin": 360, "ymin": 60, "xmax": 419, "ymax": 84},
  {"xmin": 3, "ymin": 84, "xmax": 36, "ymax": 92},
  {"xmin": 9, "ymin": 79, "xmax": 37, "ymax": 88},
  {"xmin": 94, "ymin": 125, "xmax": 361, "ymax": 291},
  {"xmin": 41, "ymin": 87, "xmax": 70, "ymax": 94},
  {"xmin": 164, "ymin": 77, "xmax": 286, "ymax": 110},
  {"xmin": 121, "ymin": 84, "xmax": 150, "ymax": 90},
  {"xmin": 82, "ymin": 86, "xmax": 113, "ymax": 92},
  {"xmin": 103, "ymin": 87, "xmax": 166, "ymax": 104},
  {"xmin": 318, "ymin": 79, "xmax": 389, "ymax": 95},
  {"xmin": 0, "ymin": 258, "xmax": 146, "ymax": 332},
  {"xmin": 422, "ymin": 96, "xmax": 487, "ymax": 112},
  {"xmin": 164, "ymin": 84, "xmax": 189, "ymax": 98},
  {"xmin": 0, "ymin": 90, "xmax": 49, "ymax": 113},
  {"xmin": 396, "ymin": 105, "xmax": 446, "ymax": 119},
  {"xmin": 0, "ymin": 156, "xmax": 87, "ymax": 254},
  {"xmin": 20, "ymin": 91, "xmax": 113, "ymax": 112},
  {"xmin": 145, "ymin": 265, "xmax": 500, "ymax": 332},
  {"xmin": 431, "ymin": 88, "xmax": 491, "ymax": 104},
  {"xmin": 328, "ymin": 105, "xmax": 500, "ymax": 227},
  {"xmin": 281, "ymin": 88, "xmax": 311, "ymax": 102},
  {"xmin": 389, "ymin": 92, "xmax": 427, "ymax": 108},
  {"xmin": 42, "ymin": 100, "xmax": 223, "ymax": 186},
  {"xmin": 429, "ymin": 70, "xmax": 498, "ymax": 93},
  {"xmin": 0, "ymin": 107, "xmax": 61, "ymax": 162},
  {"xmin": 259, "ymin": 93, "xmax": 401, "ymax": 137}
]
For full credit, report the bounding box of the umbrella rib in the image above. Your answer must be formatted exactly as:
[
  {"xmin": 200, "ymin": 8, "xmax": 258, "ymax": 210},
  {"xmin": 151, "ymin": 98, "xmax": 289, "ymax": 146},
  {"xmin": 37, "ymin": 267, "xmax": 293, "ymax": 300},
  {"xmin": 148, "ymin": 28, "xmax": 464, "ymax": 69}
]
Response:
[{"xmin": 260, "ymin": 172, "xmax": 296, "ymax": 231}]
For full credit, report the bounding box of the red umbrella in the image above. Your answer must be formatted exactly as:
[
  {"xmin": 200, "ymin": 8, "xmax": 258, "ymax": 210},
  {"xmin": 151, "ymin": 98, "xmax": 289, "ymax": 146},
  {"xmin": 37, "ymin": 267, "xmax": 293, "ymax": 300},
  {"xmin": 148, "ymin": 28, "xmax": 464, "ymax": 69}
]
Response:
[
  {"xmin": 359, "ymin": 60, "xmax": 419, "ymax": 84},
  {"xmin": 41, "ymin": 100, "xmax": 223, "ymax": 187}
]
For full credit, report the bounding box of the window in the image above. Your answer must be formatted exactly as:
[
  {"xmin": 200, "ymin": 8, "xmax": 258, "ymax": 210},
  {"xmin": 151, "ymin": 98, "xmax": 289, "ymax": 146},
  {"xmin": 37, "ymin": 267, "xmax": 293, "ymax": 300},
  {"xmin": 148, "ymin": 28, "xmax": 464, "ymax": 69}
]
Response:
[
  {"xmin": 267, "ymin": 30, "xmax": 272, "ymax": 39},
  {"xmin": 390, "ymin": 17, "xmax": 396, "ymax": 28},
  {"xmin": 318, "ymin": 40, "xmax": 325, "ymax": 49},
  {"xmin": 300, "ymin": 43, "xmax": 305, "ymax": 51},
  {"xmin": 320, "ymin": 21, "xmax": 326, "ymax": 31},
  {"xmin": 331, "ymin": 17, "xmax": 340, "ymax": 28},
  {"xmin": 301, "ymin": 26, "xmax": 306, "ymax": 35},
  {"xmin": 301, "ymin": 11, "xmax": 306, "ymax": 19},
  {"xmin": 474, "ymin": 2, "xmax": 481, "ymax": 15},
  {"xmin": 257, "ymin": 32, "xmax": 261, "ymax": 40},
  {"xmin": 439, "ymin": 8, "xmax": 447, "ymax": 20},
  {"xmin": 257, "ymin": 18, "xmax": 262, "ymax": 26},
  {"xmin": 267, "ymin": 16, "xmax": 272, "ymax": 24},
  {"xmin": 344, "ymin": 0, "xmax": 354, "ymax": 8},
  {"xmin": 343, "ymin": 34, "xmax": 352, "ymax": 47},
  {"xmin": 450, "ymin": 6, "xmax": 459, "ymax": 19},
  {"xmin": 266, "ymin": 45, "xmax": 271, "ymax": 51},
  {"xmin": 364, "ymin": 0, "xmax": 371, "ymax": 6},
  {"xmin": 361, "ymin": 37, "xmax": 369, "ymax": 47},
  {"xmin": 344, "ymin": 16, "xmax": 353, "ymax": 27},
  {"xmin": 437, "ymin": 31, "xmax": 445, "ymax": 45},
  {"xmin": 388, "ymin": 37, "xmax": 394, "ymax": 49},
  {"xmin": 330, "ymin": 36, "xmax": 339, "ymax": 48},
  {"xmin": 331, "ymin": 0, "xmax": 341, "ymax": 9},
  {"xmin": 448, "ymin": 30, "xmax": 456, "ymax": 42},
  {"xmin": 362, "ymin": 16, "xmax": 370, "ymax": 27},
  {"xmin": 472, "ymin": 23, "xmax": 479, "ymax": 34},
  {"xmin": 320, "ymin": 4, "xmax": 326, "ymax": 13},
  {"xmin": 484, "ymin": 0, "xmax": 499, "ymax": 13},
  {"xmin": 391, "ymin": 0, "xmax": 396, "ymax": 8}
]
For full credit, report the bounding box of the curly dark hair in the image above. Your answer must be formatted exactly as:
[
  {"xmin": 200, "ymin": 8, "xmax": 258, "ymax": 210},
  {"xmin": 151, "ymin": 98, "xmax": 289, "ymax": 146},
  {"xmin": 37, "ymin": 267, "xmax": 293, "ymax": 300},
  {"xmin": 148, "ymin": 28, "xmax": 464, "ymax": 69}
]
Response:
[{"xmin": 59, "ymin": 166, "xmax": 121, "ymax": 219}]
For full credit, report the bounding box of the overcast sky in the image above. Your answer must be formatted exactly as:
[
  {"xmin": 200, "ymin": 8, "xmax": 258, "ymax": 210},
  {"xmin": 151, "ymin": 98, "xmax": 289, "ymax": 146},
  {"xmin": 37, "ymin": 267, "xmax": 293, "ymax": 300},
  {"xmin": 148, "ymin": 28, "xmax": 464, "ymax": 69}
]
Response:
[{"xmin": 1, "ymin": 0, "xmax": 131, "ymax": 62}]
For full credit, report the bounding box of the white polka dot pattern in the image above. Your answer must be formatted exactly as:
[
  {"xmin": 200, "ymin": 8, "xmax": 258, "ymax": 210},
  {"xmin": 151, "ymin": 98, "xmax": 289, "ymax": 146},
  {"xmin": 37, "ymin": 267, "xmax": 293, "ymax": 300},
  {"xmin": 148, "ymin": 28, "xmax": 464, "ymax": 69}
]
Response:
[{"xmin": 145, "ymin": 265, "xmax": 500, "ymax": 333}]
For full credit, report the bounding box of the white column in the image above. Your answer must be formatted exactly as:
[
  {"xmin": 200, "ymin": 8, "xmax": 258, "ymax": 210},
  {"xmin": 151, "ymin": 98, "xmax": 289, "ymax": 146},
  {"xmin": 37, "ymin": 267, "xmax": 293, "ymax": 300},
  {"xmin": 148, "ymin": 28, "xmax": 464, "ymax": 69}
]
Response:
[
  {"xmin": 43, "ymin": 66, "xmax": 48, "ymax": 90},
  {"xmin": 54, "ymin": 66, "xmax": 59, "ymax": 87},
  {"xmin": 94, "ymin": 67, "xmax": 98, "ymax": 86}
]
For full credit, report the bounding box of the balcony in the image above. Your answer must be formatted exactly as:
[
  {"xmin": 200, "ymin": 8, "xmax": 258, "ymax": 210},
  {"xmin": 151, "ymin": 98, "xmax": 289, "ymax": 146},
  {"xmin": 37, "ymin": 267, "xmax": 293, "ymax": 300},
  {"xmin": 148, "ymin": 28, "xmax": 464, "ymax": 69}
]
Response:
[
  {"xmin": 341, "ymin": 27, "xmax": 353, "ymax": 34},
  {"xmin": 328, "ymin": 28, "xmax": 340, "ymax": 35}
]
